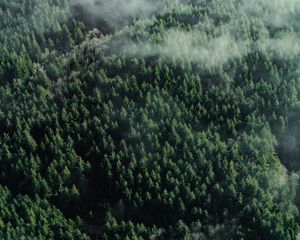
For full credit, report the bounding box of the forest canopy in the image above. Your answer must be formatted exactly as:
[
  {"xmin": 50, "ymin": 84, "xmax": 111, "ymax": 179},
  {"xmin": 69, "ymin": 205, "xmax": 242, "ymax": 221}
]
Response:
[{"xmin": 1, "ymin": 0, "xmax": 300, "ymax": 239}]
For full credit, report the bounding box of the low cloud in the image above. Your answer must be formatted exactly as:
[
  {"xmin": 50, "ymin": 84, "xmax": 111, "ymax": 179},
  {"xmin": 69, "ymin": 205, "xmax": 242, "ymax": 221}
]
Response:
[
  {"xmin": 257, "ymin": 33, "xmax": 300, "ymax": 59},
  {"xmin": 121, "ymin": 29, "xmax": 250, "ymax": 68},
  {"xmin": 241, "ymin": 0, "xmax": 300, "ymax": 28},
  {"xmin": 69, "ymin": 0, "xmax": 169, "ymax": 28}
]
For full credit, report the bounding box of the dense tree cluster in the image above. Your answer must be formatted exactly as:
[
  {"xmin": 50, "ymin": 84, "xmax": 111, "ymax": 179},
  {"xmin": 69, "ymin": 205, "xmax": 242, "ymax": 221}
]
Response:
[
  {"xmin": 0, "ymin": 186, "xmax": 89, "ymax": 240},
  {"xmin": 1, "ymin": 0, "xmax": 300, "ymax": 239}
]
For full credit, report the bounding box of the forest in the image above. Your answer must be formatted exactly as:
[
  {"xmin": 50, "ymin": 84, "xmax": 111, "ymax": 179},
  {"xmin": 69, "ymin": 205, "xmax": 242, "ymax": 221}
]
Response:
[{"xmin": 1, "ymin": 0, "xmax": 300, "ymax": 239}]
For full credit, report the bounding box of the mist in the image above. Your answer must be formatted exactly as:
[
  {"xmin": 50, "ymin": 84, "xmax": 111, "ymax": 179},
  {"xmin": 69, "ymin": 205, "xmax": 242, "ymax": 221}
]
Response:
[
  {"xmin": 68, "ymin": 0, "xmax": 300, "ymax": 65},
  {"xmin": 241, "ymin": 0, "xmax": 300, "ymax": 28},
  {"xmin": 3, "ymin": 0, "xmax": 300, "ymax": 238},
  {"xmin": 69, "ymin": 0, "xmax": 170, "ymax": 29},
  {"xmin": 95, "ymin": 0, "xmax": 300, "ymax": 73},
  {"xmin": 121, "ymin": 29, "xmax": 250, "ymax": 68}
]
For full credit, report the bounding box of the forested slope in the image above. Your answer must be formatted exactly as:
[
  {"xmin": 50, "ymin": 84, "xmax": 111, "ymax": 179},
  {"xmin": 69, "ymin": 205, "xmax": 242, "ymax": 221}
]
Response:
[{"xmin": 1, "ymin": 0, "xmax": 300, "ymax": 239}]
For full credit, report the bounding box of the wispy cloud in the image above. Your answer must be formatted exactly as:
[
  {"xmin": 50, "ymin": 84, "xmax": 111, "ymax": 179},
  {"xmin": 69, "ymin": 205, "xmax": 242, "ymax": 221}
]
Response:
[{"xmin": 121, "ymin": 29, "xmax": 250, "ymax": 68}]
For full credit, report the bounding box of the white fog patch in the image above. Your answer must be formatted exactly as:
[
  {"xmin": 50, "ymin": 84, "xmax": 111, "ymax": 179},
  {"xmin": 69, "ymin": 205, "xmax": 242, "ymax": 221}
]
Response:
[
  {"xmin": 121, "ymin": 29, "xmax": 250, "ymax": 68},
  {"xmin": 69, "ymin": 0, "xmax": 170, "ymax": 27},
  {"xmin": 257, "ymin": 33, "xmax": 300, "ymax": 59},
  {"xmin": 241, "ymin": 0, "xmax": 300, "ymax": 27}
]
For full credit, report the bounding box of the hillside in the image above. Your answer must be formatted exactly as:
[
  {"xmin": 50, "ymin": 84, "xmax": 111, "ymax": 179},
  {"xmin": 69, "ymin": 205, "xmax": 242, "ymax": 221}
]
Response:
[{"xmin": 1, "ymin": 0, "xmax": 300, "ymax": 239}]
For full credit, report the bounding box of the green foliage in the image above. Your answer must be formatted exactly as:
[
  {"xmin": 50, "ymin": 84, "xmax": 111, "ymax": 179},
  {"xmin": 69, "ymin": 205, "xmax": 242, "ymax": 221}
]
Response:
[
  {"xmin": 0, "ymin": 186, "xmax": 89, "ymax": 240},
  {"xmin": 1, "ymin": 0, "xmax": 300, "ymax": 239}
]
